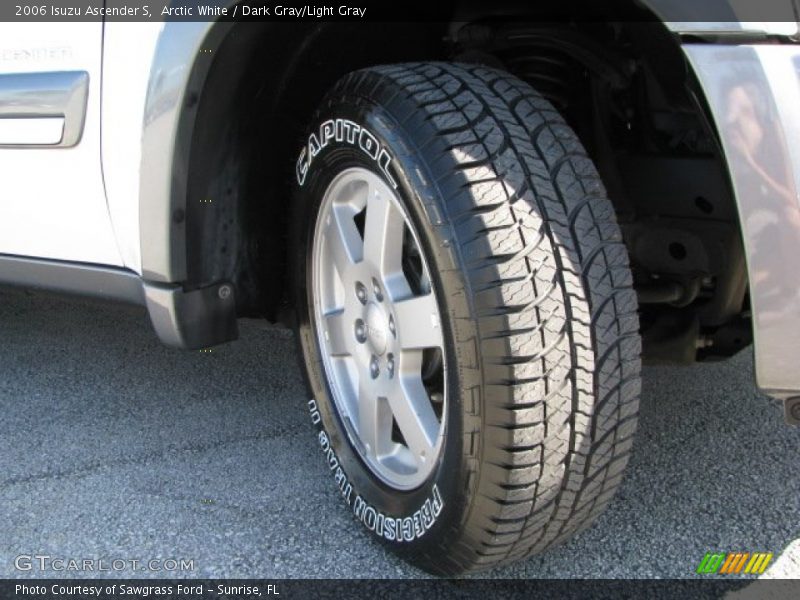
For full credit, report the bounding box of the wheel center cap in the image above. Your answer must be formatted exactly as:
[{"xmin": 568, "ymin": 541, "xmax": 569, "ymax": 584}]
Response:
[{"xmin": 365, "ymin": 302, "xmax": 388, "ymax": 355}]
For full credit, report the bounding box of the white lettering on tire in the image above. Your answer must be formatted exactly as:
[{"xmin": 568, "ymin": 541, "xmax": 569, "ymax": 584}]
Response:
[
  {"xmin": 308, "ymin": 399, "xmax": 442, "ymax": 542},
  {"xmin": 296, "ymin": 119, "xmax": 398, "ymax": 188}
]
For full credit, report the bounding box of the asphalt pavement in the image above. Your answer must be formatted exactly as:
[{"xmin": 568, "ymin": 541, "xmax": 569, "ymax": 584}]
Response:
[{"xmin": 0, "ymin": 287, "xmax": 798, "ymax": 580}]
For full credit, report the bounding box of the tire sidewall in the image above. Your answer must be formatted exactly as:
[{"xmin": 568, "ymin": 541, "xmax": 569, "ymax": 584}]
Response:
[
  {"xmin": 293, "ymin": 90, "xmax": 478, "ymax": 559},
  {"xmin": 291, "ymin": 92, "xmax": 471, "ymax": 556}
]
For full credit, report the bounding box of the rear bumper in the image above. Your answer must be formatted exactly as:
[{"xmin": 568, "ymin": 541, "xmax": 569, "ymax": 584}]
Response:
[{"xmin": 685, "ymin": 44, "xmax": 800, "ymax": 398}]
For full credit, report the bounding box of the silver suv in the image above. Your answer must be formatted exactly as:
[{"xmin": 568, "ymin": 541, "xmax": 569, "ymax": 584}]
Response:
[{"xmin": 1, "ymin": 3, "xmax": 798, "ymax": 575}]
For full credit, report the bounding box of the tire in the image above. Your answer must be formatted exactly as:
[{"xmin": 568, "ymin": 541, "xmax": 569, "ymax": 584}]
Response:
[{"xmin": 291, "ymin": 62, "xmax": 641, "ymax": 575}]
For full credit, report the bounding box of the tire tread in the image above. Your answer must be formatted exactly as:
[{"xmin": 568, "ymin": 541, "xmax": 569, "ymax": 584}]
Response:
[{"xmin": 336, "ymin": 62, "xmax": 641, "ymax": 574}]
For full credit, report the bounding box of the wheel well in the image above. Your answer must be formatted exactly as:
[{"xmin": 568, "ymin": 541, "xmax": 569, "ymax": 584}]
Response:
[
  {"xmin": 183, "ymin": 21, "xmax": 446, "ymax": 321},
  {"xmin": 183, "ymin": 6, "xmax": 751, "ymax": 361}
]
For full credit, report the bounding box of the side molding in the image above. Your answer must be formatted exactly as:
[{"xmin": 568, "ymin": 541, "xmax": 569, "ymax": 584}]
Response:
[{"xmin": 0, "ymin": 254, "xmax": 144, "ymax": 304}]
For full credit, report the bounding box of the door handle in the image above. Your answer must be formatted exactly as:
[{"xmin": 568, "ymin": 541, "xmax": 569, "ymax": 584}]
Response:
[{"xmin": 0, "ymin": 71, "xmax": 89, "ymax": 147}]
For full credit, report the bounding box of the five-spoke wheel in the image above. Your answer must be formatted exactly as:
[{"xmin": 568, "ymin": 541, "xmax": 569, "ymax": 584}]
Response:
[{"xmin": 311, "ymin": 167, "xmax": 446, "ymax": 490}]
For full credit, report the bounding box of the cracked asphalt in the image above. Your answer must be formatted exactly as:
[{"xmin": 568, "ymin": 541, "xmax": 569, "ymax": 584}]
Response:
[{"xmin": 0, "ymin": 286, "xmax": 798, "ymax": 580}]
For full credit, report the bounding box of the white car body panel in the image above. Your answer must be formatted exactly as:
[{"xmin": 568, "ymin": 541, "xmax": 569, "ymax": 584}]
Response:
[
  {"xmin": 0, "ymin": 23, "xmax": 122, "ymax": 266},
  {"xmin": 101, "ymin": 22, "xmax": 163, "ymax": 274}
]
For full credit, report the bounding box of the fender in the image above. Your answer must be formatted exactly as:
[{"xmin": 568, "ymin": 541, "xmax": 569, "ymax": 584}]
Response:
[
  {"xmin": 133, "ymin": 0, "xmax": 798, "ymax": 356},
  {"xmin": 138, "ymin": 9, "xmax": 238, "ymax": 348},
  {"xmin": 639, "ymin": 0, "xmax": 798, "ymax": 37}
]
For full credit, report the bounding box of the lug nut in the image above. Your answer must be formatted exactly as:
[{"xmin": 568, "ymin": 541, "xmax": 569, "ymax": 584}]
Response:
[
  {"xmin": 355, "ymin": 282, "xmax": 368, "ymax": 305},
  {"xmin": 388, "ymin": 315, "xmax": 396, "ymax": 338},
  {"xmin": 370, "ymin": 355, "xmax": 380, "ymax": 379},
  {"xmin": 372, "ymin": 278, "xmax": 383, "ymax": 302},
  {"xmin": 355, "ymin": 319, "xmax": 367, "ymax": 343},
  {"xmin": 387, "ymin": 353, "xmax": 395, "ymax": 378}
]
